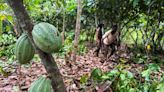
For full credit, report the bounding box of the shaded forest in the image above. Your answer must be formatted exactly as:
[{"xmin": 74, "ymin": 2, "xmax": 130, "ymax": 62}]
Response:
[{"xmin": 0, "ymin": 0, "xmax": 164, "ymax": 92}]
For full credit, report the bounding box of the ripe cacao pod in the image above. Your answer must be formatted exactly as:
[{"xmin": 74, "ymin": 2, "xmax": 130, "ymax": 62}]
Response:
[
  {"xmin": 15, "ymin": 33, "xmax": 35, "ymax": 64},
  {"xmin": 32, "ymin": 22, "xmax": 62, "ymax": 53},
  {"xmin": 29, "ymin": 76, "xmax": 52, "ymax": 92}
]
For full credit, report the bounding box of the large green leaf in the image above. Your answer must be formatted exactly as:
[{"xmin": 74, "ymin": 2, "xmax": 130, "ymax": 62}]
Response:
[{"xmin": 91, "ymin": 68, "xmax": 102, "ymax": 81}]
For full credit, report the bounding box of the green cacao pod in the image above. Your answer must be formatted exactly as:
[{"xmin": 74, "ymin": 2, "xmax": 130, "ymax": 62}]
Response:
[
  {"xmin": 15, "ymin": 33, "xmax": 35, "ymax": 64},
  {"xmin": 29, "ymin": 76, "xmax": 52, "ymax": 92},
  {"xmin": 32, "ymin": 22, "xmax": 62, "ymax": 53}
]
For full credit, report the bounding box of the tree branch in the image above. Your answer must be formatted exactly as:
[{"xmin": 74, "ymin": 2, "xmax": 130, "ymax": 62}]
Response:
[{"xmin": 121, "ymin": 14, "xmax": 139, "ymax": 31}]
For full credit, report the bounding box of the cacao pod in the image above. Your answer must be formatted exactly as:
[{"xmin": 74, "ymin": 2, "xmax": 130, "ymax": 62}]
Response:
[
  {"xmin": 29, "ymin": 76, "xmax": 52, "ymax": 92},
  {"xmin": 32, "ymin": 22, "xmax": 62, "ymax": 53},
  {"xmin": 15, "ymin": 33, "xmax": 35, "ymax": 64}
]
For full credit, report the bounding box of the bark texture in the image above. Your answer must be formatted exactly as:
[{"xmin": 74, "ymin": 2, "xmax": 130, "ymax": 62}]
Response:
[
  {"xmin": 6, "ymin": 0, "xmax": 66, "ymax": 92},
  {"xmin": 73, "ymin": 0, "xmax": 82, "ymax": 62}
]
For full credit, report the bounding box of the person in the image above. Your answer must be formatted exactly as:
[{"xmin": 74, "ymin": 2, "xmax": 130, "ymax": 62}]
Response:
[
  {"xmin": 101, "ymin": 24, "xmax": 119, "ymax": 58},
  {"xmin": 94, "ymin": 23, "xmax": 104, "ymax": 57}
]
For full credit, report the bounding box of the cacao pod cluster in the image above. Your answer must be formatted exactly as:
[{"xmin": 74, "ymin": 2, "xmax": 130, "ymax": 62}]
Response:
[{"xmin": 15, "ymin": 22, "xmax": 62, "ymax": 64}]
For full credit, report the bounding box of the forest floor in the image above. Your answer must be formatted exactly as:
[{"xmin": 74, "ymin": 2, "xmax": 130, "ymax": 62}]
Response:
[{"xmin": 0, "ymin": 43, "xmax": 163, "ymax": 92}]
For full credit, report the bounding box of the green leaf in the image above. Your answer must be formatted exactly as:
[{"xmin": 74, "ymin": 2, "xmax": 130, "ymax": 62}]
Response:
[
  {"xmin": 0, "ymin": 66, "xmax": 9, "ymax": 76},
  {"xmin": 127, "ymin": 71, "xmax": 134, "ymax": 78},
  {"xmin": 119, "ymin": 58, "xmax": 128, "ymax": 63},
  {"xmin": 157, "ymin": 82, "xmax": 164, "ymax": 92},
  {"xmin": 144, "ymin": 0, "xmax": 152, "ymax": 5},
  {"xmin": 148, "ymin": 63, "xmax": 160, "ymax": 71},
  {"xmin": 80, "ymin": 74, "xmax": 88, "ymax": 84},
  {"xmin": 101, "ymin": 75, "xmax": 110, "ymax": 80},
  {"xmin": 120, "ymin": 74, "xmax": 126, "ymax": 80},
  {"xmin": 129, "ymin": 88, "xmax": 136, "ymax": 92},
  {"xmin": 143, "ymin": 83, "xmax": 149, "ymax": 92},
  {"xmin": 141, "ymin": 69, "xmax": 150, "ymax": 81},
  {"xmin": 133, "ymin": 0, "xmax": 139, "ymax": 7},
  {"xmin": 107, "ymin": 69, "xmax": 119, "ymax": 77},
  {"xmin": 55, "ymin": 0, "xmax": 61, "ymax": 7},
  {"xmin": 6, "ymin": 15, "xmax": 13, "ymax": 25},
  {"xmin": 138, "ymin": 58, "xmax": 145, "ymax": 63},
  {"xmin": 91, "ymin": 68, "xmax": 102, "ymax": 81}
]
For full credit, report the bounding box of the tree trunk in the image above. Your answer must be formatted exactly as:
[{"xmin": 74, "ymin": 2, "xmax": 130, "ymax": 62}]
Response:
[
  {"xmin": 6, "ymin": 0, "xmax": 66, "ymax": 92},
  {"xmin": 72, "ymin": 0, "xmax": 82, "ymax": 62},
  {"xmin": 62, "ymin": 11, "xmax": 66, "ymax": 44}
]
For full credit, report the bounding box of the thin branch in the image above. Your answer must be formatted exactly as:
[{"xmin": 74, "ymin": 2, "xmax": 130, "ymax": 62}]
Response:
[{"xmin": 121, "ymin": 14, "xmax": 139, "ymax": 31}]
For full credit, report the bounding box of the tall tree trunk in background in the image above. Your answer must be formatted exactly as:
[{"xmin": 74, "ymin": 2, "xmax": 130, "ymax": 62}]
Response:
[
  {"xmin": 62, "ymin": 11, "xmax": 65, "ymax": 44},
  {"xmin": 72, "ymin": 0, "xmax": 82, "ymax": 62},
  {"xmin": 6, "ymin": 0, "xmax": 66, "ymax": 92}
]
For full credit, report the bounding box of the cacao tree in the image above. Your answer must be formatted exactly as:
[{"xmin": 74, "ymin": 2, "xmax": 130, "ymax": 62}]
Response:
[{"xmin": 5, "ymin": 0, "xmax": 66, "ymax": 92}]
